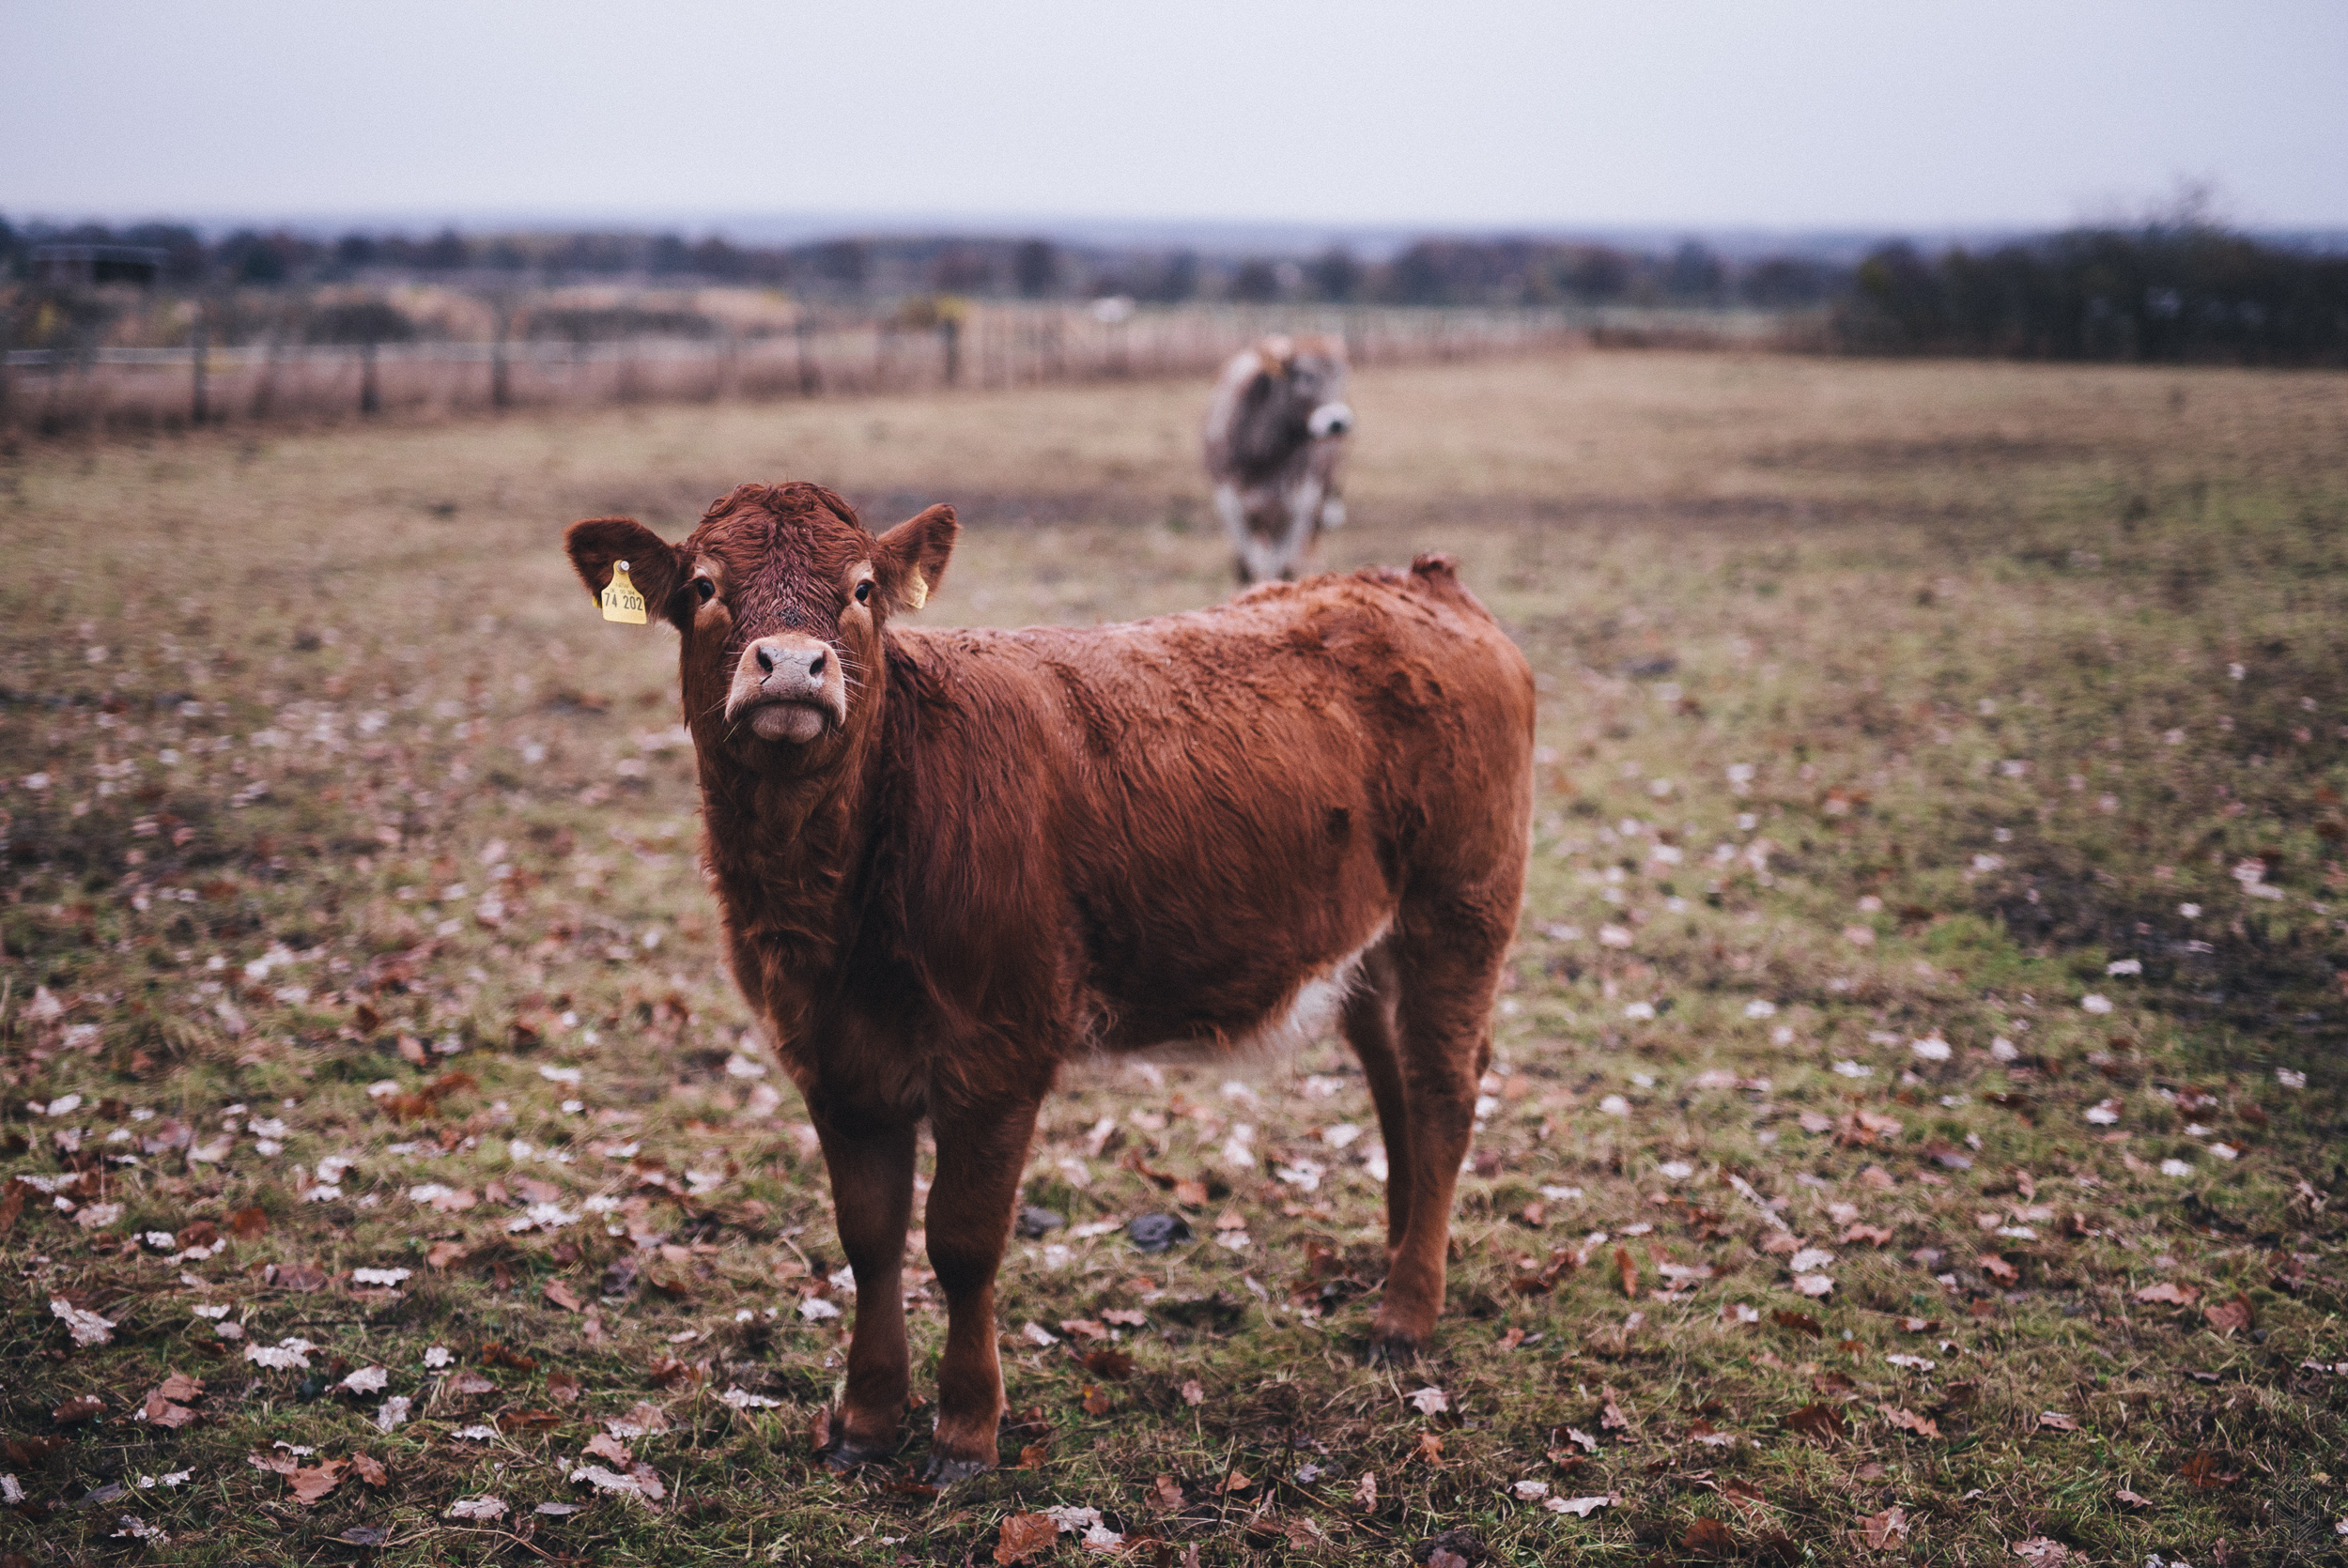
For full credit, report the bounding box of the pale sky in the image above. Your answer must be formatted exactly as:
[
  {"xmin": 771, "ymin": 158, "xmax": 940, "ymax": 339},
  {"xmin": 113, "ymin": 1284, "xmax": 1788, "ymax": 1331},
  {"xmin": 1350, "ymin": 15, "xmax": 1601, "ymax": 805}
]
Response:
[{"xmin": 7, "ymin": 0, "xmax": 2344, "ymax": 233}]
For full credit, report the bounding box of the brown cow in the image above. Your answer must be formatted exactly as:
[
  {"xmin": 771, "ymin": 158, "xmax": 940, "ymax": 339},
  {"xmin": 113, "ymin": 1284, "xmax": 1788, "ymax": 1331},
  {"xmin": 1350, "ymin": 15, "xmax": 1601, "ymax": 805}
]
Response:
[{"xmin": 564, "ymin": 482, "xmax": 1532, "ymax": 1482}]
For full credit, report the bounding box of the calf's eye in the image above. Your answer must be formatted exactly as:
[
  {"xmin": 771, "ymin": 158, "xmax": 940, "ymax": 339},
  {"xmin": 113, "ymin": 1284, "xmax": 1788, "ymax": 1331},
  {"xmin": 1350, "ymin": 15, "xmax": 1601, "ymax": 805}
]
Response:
[
  {"xmin": 855, "ymin": 581, "xmax": 872, "ymax": 606},
  {"xmin": 694, "ymin": 579, "xmax": 716, "ymax": 605}
]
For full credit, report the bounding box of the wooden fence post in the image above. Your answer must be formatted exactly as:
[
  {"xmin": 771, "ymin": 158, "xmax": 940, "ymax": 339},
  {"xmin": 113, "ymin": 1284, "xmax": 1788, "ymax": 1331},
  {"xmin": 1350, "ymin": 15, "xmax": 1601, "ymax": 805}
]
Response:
[
  {"xmin": 189, "ymin": 308, "xmax": 209, "ymax": 425},
  {"xmin": 490, "ymin": 297, "xmax": 512, "ymax": 409}
]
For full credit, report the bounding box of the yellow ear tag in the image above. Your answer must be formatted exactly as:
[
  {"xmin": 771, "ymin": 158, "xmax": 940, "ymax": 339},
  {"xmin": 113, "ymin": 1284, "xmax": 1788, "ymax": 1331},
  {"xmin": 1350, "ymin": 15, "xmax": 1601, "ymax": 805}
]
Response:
[
  {"xmin": 600, "ymin": 560, "xmax": 647, "ymax": 624},
  {"xmin": 904, "ymin": 570, "xmax": 928, "ymax": 611}
]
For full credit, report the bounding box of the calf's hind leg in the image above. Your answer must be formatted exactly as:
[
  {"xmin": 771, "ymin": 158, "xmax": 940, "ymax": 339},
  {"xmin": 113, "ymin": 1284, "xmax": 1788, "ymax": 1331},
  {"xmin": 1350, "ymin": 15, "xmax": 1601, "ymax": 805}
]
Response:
[
  {"xmin": 919, "ymin": 1094, "xmax": 1043, "ymax": 1483},
  {"xmin": 1364, "ymin": 915, "xmax": 1507, "ymax": 1359},
  {"xmin": 1338, "ymin": 942, "xmax": 1414, "ymax": 1266}
]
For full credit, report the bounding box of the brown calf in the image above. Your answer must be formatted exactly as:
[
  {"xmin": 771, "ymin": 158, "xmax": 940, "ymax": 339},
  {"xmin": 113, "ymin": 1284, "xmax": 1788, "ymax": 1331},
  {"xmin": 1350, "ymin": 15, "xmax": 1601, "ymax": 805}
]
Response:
[{"xmin": 564, "ymin": 482, "xmax": 1532, "ymax": 1481}]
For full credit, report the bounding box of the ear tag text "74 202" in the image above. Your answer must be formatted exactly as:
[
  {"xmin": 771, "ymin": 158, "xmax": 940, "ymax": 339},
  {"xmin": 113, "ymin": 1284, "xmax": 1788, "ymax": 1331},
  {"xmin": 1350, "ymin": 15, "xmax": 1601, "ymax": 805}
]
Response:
[{"xmin": 601, "ymin": 561, "xmax": 647, "ymax": 624}]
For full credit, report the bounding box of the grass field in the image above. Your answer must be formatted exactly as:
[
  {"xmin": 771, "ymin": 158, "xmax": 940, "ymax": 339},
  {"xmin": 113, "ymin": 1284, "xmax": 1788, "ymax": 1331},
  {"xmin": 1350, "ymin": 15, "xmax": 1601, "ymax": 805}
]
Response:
[{"xmin": 1, "ymin": 349, "xmax": 2344, "ymax": 1566}]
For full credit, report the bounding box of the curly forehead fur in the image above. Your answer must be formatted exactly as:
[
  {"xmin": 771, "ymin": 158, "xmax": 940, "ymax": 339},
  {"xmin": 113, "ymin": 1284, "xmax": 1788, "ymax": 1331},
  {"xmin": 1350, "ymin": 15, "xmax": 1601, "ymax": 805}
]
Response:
[{"xmin": 687, "ymin": 482, "xmax": 873, "ymax": 633}]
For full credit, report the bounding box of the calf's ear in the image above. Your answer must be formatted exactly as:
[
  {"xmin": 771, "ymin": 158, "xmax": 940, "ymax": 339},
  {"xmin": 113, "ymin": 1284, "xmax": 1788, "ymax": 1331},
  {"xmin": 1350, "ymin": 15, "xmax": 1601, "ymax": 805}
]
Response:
[
  {"xmin": 565, "ymin": 518, "xmax": 685, "ymax": 627},
  {"xmin": 873, "ymin": 503, "xmax": 958, "ymax": 614}
]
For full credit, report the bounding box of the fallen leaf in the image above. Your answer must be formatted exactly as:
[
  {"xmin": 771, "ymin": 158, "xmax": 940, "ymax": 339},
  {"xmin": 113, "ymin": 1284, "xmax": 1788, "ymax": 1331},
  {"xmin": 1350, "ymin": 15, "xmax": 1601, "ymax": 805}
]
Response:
[
  {"xmin": 548, "ymin": 1370, "xmax": 582, "ymax": 1405},
  {"xmin": 543, "ymin": 1279, "xmax": 583, "ymax": 1312},
  {"xmin": 1615, "ymin": 1246, "xmax": 1639, "ymax": 1298},
  {"xmin": 228, "ymin": 1207, "xmax": 269, "ymax": 1239},
  {"xmin": 1879, "ymin": 1406, "xmax": 1941, "ymax": 1438},
  {"xmin": 1149, "ymin": 1474, "xmax": 1185, "ymax": 1511},
  {"xmin": 2204, "ymin": 1294, "xmax": 2254, "ymax": 1335},
  {"xmin": 289, "ymin": 1458, "xmax": 348, "ymax": 1505},
  {"xmin": 583, "ymin": 1431, "xmax": 632, "ymax": 1464},
  {"xmin": 2179, "ymin": 1452, "xmax": 2240, "ymax": 1490},
  {"xmin": 996, "ymin": 1512, "xmax": 1058, "ymax": 1564},
  {"xmin": 1547, "ymin": 1493, "xmax": 1617, "ymax": 1517},
  {"xmin": 1858, "ymin": 1506, "xmax": 1908, "ymax": 1550},
  {"xmin": 606, "ymin": 1400, "xmax": 671, "ymax": 1437},
  {"xmin": 1352, "ymin": 1472, "xmax": 1378, "ymax": 1509},
  {"xmin": 1413, "ymin": 1431, "xmax": 1444, "ymax": 1464},
  {"xmin": 1082, "ymin": 1383, "xmax": 1112, "ymax": 1416},
  {"xmin": 351, "ymin": 1453, "xmax": 388, "ymax": 1486},
  {"xmin": 2037, "ymin": 1410, "xmax": 2079, "ymax": 1432},
  {"xmin": 50, "ymin": 1298, "xmax": 116, "ymax": 1348},
  {"xmin": 157, "ymin": 1372, "xmax": 205, "ymax": 1402},
  {"xmin": 2134, "ymin": 1282, "xmax": 2200, "ymax": 1306},
  {"xmin": 1683, "ymin": 1515, "xmax": 1738, "ymax": 1557},
  {"xmin": 1772, "ymin": 1307, "xmax": 1823, "ymax": 1337},
  {"xmin": 1977, "ymin": 1253, "xmax": 2020, "ymax": 1285},
  {"xmin": 2115, "ymin": 1488, "xmax": 2152, "ymax": 1508},
  {"xmin": 1564, "ymin": 1425, "xmax": 1599, "ymax": 1453},
  {"xmin": 1408, "ymin": 1386, "xmax": 1451, "ymax": 1416},
  {"xmin": 2010, "ymin": 1538, "xmax": 2070, "ymax": 1566},
  {"xmin": 337, "ymin": 1526, "xmax": 391, "ymax": 1546},
  {"xmin": 1785, "ymin": 1403, "xmax": 1846, "ymax": 1442}
]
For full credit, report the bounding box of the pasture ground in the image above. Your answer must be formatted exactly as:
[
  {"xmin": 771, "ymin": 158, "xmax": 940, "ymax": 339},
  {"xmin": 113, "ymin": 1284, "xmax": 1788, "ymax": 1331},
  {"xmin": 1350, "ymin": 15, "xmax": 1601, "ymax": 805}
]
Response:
[{"xmin": 1, "ymin": 350, "xmax": 2344, "ymax": 1565}]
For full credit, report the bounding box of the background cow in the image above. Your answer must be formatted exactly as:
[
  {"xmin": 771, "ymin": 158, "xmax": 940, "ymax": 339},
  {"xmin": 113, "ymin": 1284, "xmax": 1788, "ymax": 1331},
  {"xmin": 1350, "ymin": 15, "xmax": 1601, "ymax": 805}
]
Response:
[
  {"xmin": 566, "ymin": 482, "xmax": 1532, "ymax": 1483},
  {"xmin": 1202, "ymin": 334, "xmax": 1354, "ymax": 586}
]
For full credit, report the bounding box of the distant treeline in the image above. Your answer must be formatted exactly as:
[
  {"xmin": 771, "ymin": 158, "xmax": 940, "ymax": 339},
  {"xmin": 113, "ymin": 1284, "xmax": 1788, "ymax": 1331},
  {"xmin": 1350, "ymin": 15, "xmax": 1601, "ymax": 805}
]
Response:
[
  {"xmin": 6, "ymin": 215, "xmax": 2343, "ymax": 363},
  {"xmin": 0, "ymin": 216, "xmax": 1825, "ymax": 310},
  {"xmin": 1840, "ymin": 225, "xmax": 2348, "ymax": 366}
]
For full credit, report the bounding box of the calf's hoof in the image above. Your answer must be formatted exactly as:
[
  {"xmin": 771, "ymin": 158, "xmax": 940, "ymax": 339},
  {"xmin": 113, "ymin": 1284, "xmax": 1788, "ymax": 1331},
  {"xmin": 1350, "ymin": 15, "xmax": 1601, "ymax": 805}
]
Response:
[
  {"xmin": 1365, "ymin": 1330, "xmax": 1426, "ymax": 1365},
  {"xmin": 919, "ymin": 1448, "xmax": 996, "ymax": 1485},
  {"xmin": 822, "ymin": 1437, "xmax": 897, "ymax": 1473}
]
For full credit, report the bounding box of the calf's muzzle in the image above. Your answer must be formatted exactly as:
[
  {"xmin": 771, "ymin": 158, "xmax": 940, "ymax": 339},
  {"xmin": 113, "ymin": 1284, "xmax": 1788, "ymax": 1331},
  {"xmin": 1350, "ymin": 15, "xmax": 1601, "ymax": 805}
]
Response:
[{"xmin": 728, "ymin": 634, "xmax": 846, "ymax": 744}]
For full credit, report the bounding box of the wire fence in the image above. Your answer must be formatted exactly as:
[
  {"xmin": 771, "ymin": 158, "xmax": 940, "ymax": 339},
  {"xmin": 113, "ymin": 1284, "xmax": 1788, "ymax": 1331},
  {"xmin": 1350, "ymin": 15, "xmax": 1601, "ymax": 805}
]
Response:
[{"xmin": 0, "ymin": 300, "xmax": 1795, "ymax": 436}]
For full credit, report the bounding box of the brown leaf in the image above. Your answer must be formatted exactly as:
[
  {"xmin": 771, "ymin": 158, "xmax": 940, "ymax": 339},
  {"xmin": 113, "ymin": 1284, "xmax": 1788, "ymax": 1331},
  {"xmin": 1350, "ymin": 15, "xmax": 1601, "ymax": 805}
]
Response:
[
  {"xmin": 548, "ymin": 1371, "xmax": 582, "ymax": 1405},
  {"xmin": 1842, "ymin": 1223, "xmax": 1895, "ymax": 1247},
  {"xmin": 2115, "ymin": 1488, "xmax": 2152, "ymax": 1508},
  {"xmin": 480, "ymin": 1342, "xmax": 538, "ymax": 1372},
  {"xmin": 1599, "ymin": 1391, "xmax": 1630, "ymax": 1430},
  {"xmin": 1013, "ymin": 1441, "xmax": 1049, "ymax": 1468},
  {"xmin": 2178, "ymin": 1452, "xmax": 2239, "ymax": 1490},
  {"xmin": 1784, "ymin": 1403, "xmax": 1846, "ymax": 1442},
  {"xmin": 272, "ymin": 1262, "xmax": 328, "ymax": 1292},
  {"xmin": 446, "ymin": 1369, "xmax": 496, "ymax": 1395},
  {"xmin": 228, "ymin": 1206, "xmax": 270, "ymax": 1239},
  {"xmin": 1771, "ymin": 1309, "xmax": 1823, "ymax": 1337},
  {"xmin": 289, "ymin": 1458, "xmax": 348, "ymax": 1505},
  {"xmin": 426, "ymin": 1239, "xmax": 471, "ymax": 1269},
  {"xmin": 1180, "ymin": 1378, "xmax": 1205, "ymax": 1407},
  {"xmin": 995, "ymin": 1512, "xmax": 1058, "ymax": 1564},
  {"xmin": 543, "ymin": 1279, "xmax": 583, "ymax": 1313},
  {"xmin": 2133, "ymin": 1281, "xmax": 2199, "ymax": 1305},
  {"xmin": 1081, "ymin": 1383, "xmax": 1112, "ymax": 1417},
  {"xmin": 248, "ymin": 1449, "xmax": 299, "ymax": 1476},
  {"xmin": 2036, "ymin": 1410, "xmax": 2079, "ymax": 1432},
  {"xmin": 1058, "ymin": 1318, "xmax": 1109, "ymax": 1342},
  {"xmin": 807, "ymin": 1405, "xmax": 831, "ymax": 1453},
  {"xmin": 1150, "ymin": 1474, "xmax": 1186, "ymax": 1511},
  {"xmin": 2203, "ymin": 1294, "xmax": 2254, "ymax": 1335},
  {"xmin": 1413, "ymin": 1431, "xmax": 1444, "ymax": 1465},
  {"xmin": 583, "ymin": 1431, "xmax": 631, "ymax": 1464},
  {"xmin": 143, "ymin": 1391, "xmax": 199, "ymax": 1429},
  {"xmin": 53, "ymin": 1394, "xmax": 105, "ymax": 1423},
  {"xmin": 350, "ymin": 1453, "xmax": 387, "ymax": 1486},
  {"xmin": 157, "ymin": 1372, "xmax": 205, "ymax": 1402},
  {"xmin": 498, "ymin": 1407, "xmax": 562, "ymax": 1433},
  {"xmin": 1615, "ymin": 1246, "xmax": 1639, "ymax": 1298},
  {"xmin": 1977, "ymin": 1253, "xmax": 2020, "ymax": 1285},
  {"xmin": 1172, "ymin": 1177, "xmax": 1209, "ymax": 1208},
  {"xmin": 2011, "ymin": 1538, "xmax": 2072, "ymax": 1566},
  {"xmin": 1878, "ymin": 1406, "xmax": 1940, "ymax": 1439},
  {"xmin": 1082, "ymin": 1347, "xmax": 1135, "ymax": 1381},
  {"xmin": 0, "ymin": 1178, "xmax": 27, "ymax": 1237},
  {"xmin": 1857, "ymin": 1505, "xmax": 1909, "ymax": 1550},
  {"xmin": 1682, "ymin": 1516, "xmax": 1738, "ymax": 1558}
]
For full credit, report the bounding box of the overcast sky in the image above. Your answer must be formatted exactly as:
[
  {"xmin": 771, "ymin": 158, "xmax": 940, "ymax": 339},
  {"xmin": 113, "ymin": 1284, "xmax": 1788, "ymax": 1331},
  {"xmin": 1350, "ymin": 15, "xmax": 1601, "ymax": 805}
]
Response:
[{"xmin": 7, "ymin": 0, "xmax": 2344, "ymax": 235}]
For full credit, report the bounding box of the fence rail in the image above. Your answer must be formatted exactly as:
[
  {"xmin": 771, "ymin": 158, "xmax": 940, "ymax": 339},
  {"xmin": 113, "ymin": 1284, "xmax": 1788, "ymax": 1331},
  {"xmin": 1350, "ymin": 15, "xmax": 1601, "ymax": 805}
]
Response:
[{"xmin": 0, "ymin": 301, "xmax": 1791, "ymax": 436}]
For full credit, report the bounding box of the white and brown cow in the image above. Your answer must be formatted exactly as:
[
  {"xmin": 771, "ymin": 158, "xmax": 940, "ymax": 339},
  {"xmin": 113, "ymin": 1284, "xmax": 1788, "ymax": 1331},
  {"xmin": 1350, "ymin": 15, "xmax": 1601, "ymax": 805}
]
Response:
[{"xmin": 1202, "ymin": 333, "xmax": 1353, "ymax": 585}]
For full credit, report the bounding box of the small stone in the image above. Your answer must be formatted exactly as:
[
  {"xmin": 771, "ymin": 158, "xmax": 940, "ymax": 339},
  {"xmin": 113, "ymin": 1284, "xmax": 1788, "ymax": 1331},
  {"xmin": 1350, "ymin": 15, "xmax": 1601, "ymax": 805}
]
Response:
[
  {"xmin": 1126, "ymin": 1213, "xmax": 1194, "ymax": 1253},
  {"xmin": 1016, "ymin": 1206, "xmax": 1066, "ymax": 1239}
]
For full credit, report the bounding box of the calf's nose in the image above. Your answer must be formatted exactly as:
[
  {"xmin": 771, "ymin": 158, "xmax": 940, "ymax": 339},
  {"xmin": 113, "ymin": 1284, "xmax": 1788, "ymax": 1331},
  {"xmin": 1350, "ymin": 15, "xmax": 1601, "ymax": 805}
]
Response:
[
  {"xmin": 750, "ymin": 638, "xmax": 826, "ymax": 685},
  {"xmin": 1309, "ymin": 402, "xmax": 1353, "ymax": 438}
]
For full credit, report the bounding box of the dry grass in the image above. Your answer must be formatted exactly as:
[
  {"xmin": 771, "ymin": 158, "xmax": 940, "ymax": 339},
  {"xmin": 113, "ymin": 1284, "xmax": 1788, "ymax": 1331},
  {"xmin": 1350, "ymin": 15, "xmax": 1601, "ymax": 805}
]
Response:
[{"xmin": 1, "ymin": 349, "xmax": 2344, "ymax": 1566}]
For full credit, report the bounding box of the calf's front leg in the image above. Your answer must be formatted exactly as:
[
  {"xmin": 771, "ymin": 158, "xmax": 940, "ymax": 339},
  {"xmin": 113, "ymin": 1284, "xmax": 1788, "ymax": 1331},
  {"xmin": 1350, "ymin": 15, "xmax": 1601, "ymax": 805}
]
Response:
[
  {"xmin": 919, "ymin": 1095, "xmax": 1043, "ymax": 1483},
  {"xmin": 811, "ymin": 1115, "xmax": 917, "ymax": 1468}
]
